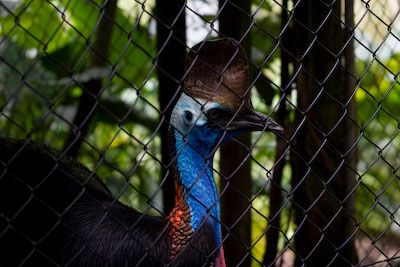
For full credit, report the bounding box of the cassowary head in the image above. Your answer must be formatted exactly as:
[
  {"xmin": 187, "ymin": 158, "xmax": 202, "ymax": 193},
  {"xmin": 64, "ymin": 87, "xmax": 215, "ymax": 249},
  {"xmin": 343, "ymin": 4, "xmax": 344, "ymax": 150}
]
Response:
[
  {"xmin": 170, "ymin": 38, "xmax": 283, "ymax": 151},
  {"xmin": 168, "ymin": 38, "xmax": 283, "ymax": 267}
]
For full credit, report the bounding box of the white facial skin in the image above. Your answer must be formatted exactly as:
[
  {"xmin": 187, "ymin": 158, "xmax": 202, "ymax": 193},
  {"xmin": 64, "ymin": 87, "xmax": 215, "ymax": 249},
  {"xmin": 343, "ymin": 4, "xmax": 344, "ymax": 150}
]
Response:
[{"xmin": 170, "ymin": 93, "xmax": 223, "ymax": 136}]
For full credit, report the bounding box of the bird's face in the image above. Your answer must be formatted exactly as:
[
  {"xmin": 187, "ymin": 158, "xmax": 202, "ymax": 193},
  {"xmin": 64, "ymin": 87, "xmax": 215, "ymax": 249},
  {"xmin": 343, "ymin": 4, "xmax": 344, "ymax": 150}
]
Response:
[{"xmin": 170, "ymin": 93, "xmax": 282, "ymax": 153}]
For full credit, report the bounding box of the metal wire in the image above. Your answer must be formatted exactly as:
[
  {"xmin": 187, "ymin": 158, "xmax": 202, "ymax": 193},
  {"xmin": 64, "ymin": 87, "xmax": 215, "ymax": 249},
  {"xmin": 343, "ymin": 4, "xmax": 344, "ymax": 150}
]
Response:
[{"xmin": 1, "ymin": 0, "xmax": 400, "ymax": 266}]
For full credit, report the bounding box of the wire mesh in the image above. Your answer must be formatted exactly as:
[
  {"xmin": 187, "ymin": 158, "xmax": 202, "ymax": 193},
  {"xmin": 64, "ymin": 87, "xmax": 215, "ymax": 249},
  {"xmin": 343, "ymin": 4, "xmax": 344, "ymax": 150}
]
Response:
[{"xmin": 1, "ymin": 0, "xmax": 400, "ymax": 266}]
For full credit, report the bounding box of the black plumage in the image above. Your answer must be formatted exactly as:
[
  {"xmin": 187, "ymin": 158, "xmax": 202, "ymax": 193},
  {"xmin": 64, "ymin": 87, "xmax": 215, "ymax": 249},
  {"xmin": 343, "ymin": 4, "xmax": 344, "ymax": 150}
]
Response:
[{"xmin": 0, "ymin": 139, "xmax": 215, "ymax": 266}]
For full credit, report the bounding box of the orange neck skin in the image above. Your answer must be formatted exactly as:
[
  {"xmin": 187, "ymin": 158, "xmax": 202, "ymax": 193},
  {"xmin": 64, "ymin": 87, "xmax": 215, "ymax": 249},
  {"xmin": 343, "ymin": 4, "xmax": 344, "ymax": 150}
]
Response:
[
  {"xmin": 168, "ymin": 185, "xmax": 193, "ymax": 258},
  {"xmin": 168, "ymin": 184, "xmax": 226, "ymax": 266}
]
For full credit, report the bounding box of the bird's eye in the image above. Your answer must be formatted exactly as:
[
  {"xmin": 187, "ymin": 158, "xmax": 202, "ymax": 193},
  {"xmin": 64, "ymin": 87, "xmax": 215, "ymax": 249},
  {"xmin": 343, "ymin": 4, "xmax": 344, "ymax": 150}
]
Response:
[
  {"xmin": 184, "ymin": 110, "xmax": 193, "ymax": 122},
  {"xmin": 207, "ymin": 108, "xmax": 221, "ymax": 120}
]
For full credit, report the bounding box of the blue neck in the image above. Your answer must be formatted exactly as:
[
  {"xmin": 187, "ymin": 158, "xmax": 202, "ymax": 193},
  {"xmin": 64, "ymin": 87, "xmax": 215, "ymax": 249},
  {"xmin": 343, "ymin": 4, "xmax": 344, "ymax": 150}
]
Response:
[{"xmin": 172, "ymin": 128, "xmax": 222, "ymax": 248}]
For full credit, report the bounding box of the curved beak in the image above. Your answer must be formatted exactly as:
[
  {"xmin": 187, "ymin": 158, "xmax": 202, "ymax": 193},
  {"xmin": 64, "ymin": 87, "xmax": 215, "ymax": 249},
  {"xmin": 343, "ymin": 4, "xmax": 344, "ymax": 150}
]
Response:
[{"xmin": 227, "ymin": 110, "xmax": 284, "ymax": 134}]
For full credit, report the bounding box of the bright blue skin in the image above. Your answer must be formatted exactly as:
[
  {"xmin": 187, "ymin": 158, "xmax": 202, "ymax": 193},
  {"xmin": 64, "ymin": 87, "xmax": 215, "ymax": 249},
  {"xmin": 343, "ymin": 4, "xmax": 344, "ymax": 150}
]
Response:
[
  {"xmin": 170, "ymin": 93, "xmax": 245, "ymax": 249},
  {"xmin": 173, "ymin": 125, "xmax": 224, "ymax": 247}
]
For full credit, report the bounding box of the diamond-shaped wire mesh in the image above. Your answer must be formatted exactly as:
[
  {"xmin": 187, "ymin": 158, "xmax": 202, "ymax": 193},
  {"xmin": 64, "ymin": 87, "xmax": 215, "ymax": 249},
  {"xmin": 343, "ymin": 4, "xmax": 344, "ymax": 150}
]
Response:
[{"xmin": 1, "ymin": 0, "xmax": 400, "ymax": 266}]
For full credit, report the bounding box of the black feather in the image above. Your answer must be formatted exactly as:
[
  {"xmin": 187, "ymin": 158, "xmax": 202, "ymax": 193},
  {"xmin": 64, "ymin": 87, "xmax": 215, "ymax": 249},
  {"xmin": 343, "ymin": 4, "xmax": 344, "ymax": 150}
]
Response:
[{"xmin": 0, "ymin": 139, "xmax": 216, "ymax": 266}]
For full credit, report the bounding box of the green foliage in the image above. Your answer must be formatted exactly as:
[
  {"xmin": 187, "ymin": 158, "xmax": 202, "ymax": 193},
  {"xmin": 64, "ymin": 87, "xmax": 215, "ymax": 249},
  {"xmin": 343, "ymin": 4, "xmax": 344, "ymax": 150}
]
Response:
[
  {"xmin": 0, "ymin": 0, "xmax": 158, "ymax": 211},
  {"xmin": 355, "ymin": 54, "xmax": 400, "ymax": 237}
]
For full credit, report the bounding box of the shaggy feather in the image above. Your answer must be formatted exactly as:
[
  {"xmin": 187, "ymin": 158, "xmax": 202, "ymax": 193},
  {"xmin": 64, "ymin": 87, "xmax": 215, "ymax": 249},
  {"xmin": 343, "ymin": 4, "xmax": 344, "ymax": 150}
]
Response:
[{"xmin": 0, "ymin": 139, "xmax": 216, "ymax": 266}]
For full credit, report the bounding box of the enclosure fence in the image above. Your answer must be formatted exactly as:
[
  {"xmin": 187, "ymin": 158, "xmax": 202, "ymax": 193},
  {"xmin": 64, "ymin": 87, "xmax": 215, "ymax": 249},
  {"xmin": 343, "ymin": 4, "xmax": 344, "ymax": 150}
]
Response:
[{"xmin": 1, "ymin": 0, "xmax": 400, "ymax": 266}]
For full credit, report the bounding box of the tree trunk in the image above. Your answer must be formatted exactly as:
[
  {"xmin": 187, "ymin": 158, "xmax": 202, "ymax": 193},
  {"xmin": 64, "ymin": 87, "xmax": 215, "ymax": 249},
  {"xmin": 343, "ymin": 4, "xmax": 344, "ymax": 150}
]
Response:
[
  {"xmin": 64, "ymin": 0, "xmax": 118, "ymax": 157},
  {"xmin": 218, "ymin": 0, "xmax": 252, "ymax": 266},
  {"xmin": 263, "ymin": 1, "xmax": 290, "ymax": 265},
  {"xmin": 290, "ymin": 1, "xmax": 357, "ymax": 265},
  {"xmin": 155, "ymin": 0, "xmax": 186, "ymax": 214}
]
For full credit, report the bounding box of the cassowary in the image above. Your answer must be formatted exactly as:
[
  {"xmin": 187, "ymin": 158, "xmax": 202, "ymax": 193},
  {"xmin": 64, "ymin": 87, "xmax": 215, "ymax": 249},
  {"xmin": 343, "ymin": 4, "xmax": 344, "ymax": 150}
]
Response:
[{"xmin": 0, "ymin": 38, "xmax": 282, "ymax": 266}]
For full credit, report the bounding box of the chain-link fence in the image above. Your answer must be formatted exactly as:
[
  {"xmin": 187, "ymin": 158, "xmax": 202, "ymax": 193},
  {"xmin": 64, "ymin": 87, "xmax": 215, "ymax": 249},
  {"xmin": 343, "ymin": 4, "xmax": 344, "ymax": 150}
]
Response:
[{"xmin": 1, "ymin": 0, "xmax": 400, "ymax": 266}]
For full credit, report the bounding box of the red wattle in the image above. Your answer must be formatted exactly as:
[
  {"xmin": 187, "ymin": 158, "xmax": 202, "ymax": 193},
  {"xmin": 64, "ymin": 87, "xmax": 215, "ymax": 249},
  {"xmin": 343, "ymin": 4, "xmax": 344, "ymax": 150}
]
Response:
[{"xmin": 216, "ymin": 246, "xmax": 226, "ymax": 267}]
